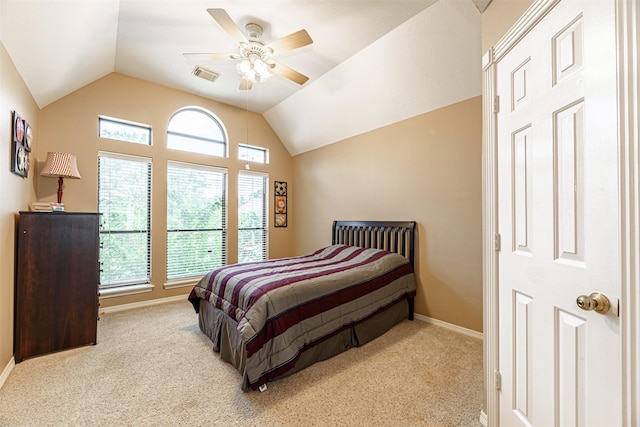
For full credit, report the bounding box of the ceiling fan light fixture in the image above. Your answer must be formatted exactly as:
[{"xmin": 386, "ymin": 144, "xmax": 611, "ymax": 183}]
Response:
[
  {"xmin": 237, "ymin": 58, "xmax": 252, "ymax": 74},
  {"xmin": 253, "ymin": 58, "xmax": 271, "ymax": 79},
  {"xmin": 236, "ymin": 54, "xmax": 272, "ymax": 83},
  {"xmin": 234, "ymin": 38, "xmax": 273, "ymax": 83}
]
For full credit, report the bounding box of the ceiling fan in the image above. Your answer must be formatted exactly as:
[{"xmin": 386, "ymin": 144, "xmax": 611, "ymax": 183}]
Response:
[{"xmin": 184, "ymin": 9, "xmax": 313, "ymax": 90}]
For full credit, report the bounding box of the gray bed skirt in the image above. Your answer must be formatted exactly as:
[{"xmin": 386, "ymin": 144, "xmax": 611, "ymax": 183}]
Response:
[{"xmin": 198, "ymin": 297, "xmax": 410, "ymax": 391}]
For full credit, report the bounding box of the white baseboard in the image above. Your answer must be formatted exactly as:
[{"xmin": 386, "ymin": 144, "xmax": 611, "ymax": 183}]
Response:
[
  {"xmin": 413, "ymin": 313, "xmax": 483, "ymax": 340},
  {"xmin": 99, "ymin": 294, "xmax": 189, "ymax": 315},
  {"xmin": 480, "ymin": 410, "xmax": 488, "ymax": 426},
  {"xmin": 99, "ymin": 295, "xmax": 485, "ymax": 341},
  {"xmin": 100, "ymin": 296, "xmax": 485, "ymax": 340},
  {"xmin": 0, "ymin": 357, "xmax": 15, "ymax": 390},
  {"xmin": 100, "ymin": 296, "xmax": 484, "ymax": 341}
]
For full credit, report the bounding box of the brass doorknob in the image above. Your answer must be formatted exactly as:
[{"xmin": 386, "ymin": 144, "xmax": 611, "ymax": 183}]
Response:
[{"xmin": 576, "ymin": 292, "xmax": 610, "ymax": 314}]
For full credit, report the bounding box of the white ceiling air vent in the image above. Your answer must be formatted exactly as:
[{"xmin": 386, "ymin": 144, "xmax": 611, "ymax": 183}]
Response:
[{"xmin": 192, "ymin": 66, "xmax": 220, "ymax": 82}]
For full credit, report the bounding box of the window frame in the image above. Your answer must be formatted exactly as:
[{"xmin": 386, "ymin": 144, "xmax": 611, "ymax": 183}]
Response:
[
  {"xmin": 166, "ymin": 107, "xmax": 228, "ymax": 157},
  {"xmin": 238, "ymin": 143, "xmax": 269, "ymax": 164},
  {"xmin": 98, "ymin": 115, "xmax": 152, "ymax": 145}
]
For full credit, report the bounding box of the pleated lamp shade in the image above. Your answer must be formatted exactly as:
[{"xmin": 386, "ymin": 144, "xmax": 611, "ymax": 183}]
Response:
[
  {"xmin": 40, "ymin": 152, "xmax": 81, "ymax": 179},
  {"xmin": 40, "ymin": 152, "xmax": 81, "ymax": 204}
]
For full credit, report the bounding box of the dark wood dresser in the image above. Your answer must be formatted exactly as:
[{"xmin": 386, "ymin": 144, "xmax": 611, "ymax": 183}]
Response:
[{"xmin": 15, "ymin": 212, "xmax": 101, "ymax": 362}]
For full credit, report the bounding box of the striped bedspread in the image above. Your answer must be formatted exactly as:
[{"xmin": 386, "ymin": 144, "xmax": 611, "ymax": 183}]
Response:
[{"xmin": 188, "ymin": 244, "xmax": 416, "ymax": 390}]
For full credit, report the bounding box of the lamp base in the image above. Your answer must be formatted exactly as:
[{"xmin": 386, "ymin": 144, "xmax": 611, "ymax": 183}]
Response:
[{"xmin": 57, "ymin": 176, "xmax": 64, "ymax": 204}]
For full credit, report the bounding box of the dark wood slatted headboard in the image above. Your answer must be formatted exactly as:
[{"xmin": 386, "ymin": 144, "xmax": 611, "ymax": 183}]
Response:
[
  {"xmin": 332, "ymin": 220, "xmax": 417, "ymax": 320},
  {"xmin": 331, "ymin": 220, "xmax": 416, "ymax": 268}
]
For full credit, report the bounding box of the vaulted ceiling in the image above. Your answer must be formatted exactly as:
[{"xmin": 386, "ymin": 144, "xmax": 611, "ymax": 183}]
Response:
[{"xmin": 0, "ymin": 0, "xmax": 486, "ymax": 155}]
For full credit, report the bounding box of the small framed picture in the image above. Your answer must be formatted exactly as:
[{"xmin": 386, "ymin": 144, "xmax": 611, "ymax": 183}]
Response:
[
  {"xmin": 275, "ymin": 213, "xmax": 287, "ymax": 227},
  {"xmin": 274, "ymin": 181, "xmax": 287, "ymax": 227},
  {"xmin": 275, "ymin": 196, "xmax": 286, "ymax": 214},
  {"xmin": 11, "ymin": 111, "xmax": 29, "ymax": 178},
  {"xmin": 24, "ymin": 123, "xmax": 32, "ymax": 152},
  {"xmin": 13, "ymin": 112, "xmax": 24, "ymax": 144}
]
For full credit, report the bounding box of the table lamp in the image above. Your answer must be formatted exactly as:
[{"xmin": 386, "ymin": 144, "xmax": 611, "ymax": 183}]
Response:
[{"xmin": 40, "ymin": 152, "xmax": 81, "ymax": 204}]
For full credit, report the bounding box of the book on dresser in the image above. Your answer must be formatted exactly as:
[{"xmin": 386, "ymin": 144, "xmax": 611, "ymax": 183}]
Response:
[{"xmin": 14, "ymin": 211, "xmax": 101, "ymax": 362}]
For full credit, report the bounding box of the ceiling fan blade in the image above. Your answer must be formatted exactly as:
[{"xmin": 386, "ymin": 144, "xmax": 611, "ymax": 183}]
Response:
[
  {"xmin": 183, "ymin": 52, "xmax": 235, "ymax": 61},
  {"xmin": 207, "ymin": 8, "xmax": 247, "ymax": 44},
  {"xmin": 272, "ymin": 61, "xmax": 309, "ymax": 85},
  {"xmin": 239, "ymin": 79, "xmax": 253, "ymax": 91},
  {"xmin": 267, "ymin": 29, "xmax": 313, "ymax": 53}
]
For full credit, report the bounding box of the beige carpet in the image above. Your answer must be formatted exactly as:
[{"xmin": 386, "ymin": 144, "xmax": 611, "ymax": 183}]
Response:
[{"xmin": 0, "ymin": 300, "xmax": 483, "ymax": 426}]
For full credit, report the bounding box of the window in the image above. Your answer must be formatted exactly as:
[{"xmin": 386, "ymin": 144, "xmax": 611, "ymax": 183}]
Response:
[
  {"xmin": 167, "ymin": 108, "xmax": 227, "ymax": 156},
  {"xmin": 238, "ymin": 172, "xmax": 268, "ymax": 263},
  {"xmin": 98, "ymin": 152, "xmax": 151, "ymax": 289},
  {"xmin": 167, "ymin": 162, "xmax": 227, "ymax": 280},
  {"xmin": 239, "ymin": 144, "xmax": 268, "ymax": 164},
  {"xmin": 99, "ymin": 116, "xmax": 151, "ymax": 145}
]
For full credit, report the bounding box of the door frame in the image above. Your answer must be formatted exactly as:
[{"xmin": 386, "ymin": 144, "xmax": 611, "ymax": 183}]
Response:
[{"xmin": 481, "ymin": 0, "xmax": 640, "ymax": 425}]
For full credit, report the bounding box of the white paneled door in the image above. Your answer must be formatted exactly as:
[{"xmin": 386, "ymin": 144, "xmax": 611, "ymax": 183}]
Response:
[{"xmin": 496, "ymin": 0, "xmax": 620, "ymax": 425}]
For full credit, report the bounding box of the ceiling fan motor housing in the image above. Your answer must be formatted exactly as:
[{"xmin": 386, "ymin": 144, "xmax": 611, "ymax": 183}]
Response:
[
  {"xmin": 245, "ymin": 23, "xmax": 264, "ymax": 40},
  {"xmin": 239, "ymin": 42, "xmax": 274, "ymax": 62}
]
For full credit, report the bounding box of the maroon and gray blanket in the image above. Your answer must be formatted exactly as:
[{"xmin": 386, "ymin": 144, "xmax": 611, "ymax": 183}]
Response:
[{"xmin": 188, "ymin": 244, "xmax": 416, "ymax": 390}]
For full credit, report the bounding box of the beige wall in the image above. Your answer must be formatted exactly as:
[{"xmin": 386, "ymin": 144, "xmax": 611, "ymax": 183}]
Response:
[
  {"xmin": 482, "ymin": 0, "xmax": 535, "ymax": 52},
  {"xmin": 36, "ymin": 72, "xmax": 294, "ymax": 308},
  {"xmin": 0, "ymin": 42, "xmax": 39, "ymax": 372},
  {"xmin": 292, "ymin": 97, "xmax": 484, "ymax": 332}
]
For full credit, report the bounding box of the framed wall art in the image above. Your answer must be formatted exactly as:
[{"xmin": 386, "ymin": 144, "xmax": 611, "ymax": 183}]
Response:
[
  {"xmin": 274, "ymin": 181, "xmax": 287, "ymax": 227},
  {"xmin": 11, "ymin": 111, "xmax": 30, "ymax": 178}
]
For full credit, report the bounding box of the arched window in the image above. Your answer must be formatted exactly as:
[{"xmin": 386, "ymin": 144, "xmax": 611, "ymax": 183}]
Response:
[{"xmin": 167, "ymin": 107, "xmax": 227, "ymax": 156}]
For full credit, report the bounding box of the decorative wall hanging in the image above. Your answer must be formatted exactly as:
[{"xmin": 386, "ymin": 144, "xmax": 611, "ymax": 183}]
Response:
[
  {"xmin": 274, "ymin": 181, "xmax": 287, "ymax": 227},
  {"xmin": 11, "ymin": 111, "xmax": 30, "ymax": 178}
]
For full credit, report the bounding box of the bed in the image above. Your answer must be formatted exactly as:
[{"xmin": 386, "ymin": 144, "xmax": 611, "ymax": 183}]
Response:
[{"xmin": 188, "ymin": 220, "xmax": 417, "ymax": 391}]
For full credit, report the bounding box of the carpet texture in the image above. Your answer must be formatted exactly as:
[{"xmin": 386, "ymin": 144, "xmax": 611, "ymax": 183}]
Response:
[{"xmin": 0, "ymin": 300, "xmax": 483, "ymax": 426}]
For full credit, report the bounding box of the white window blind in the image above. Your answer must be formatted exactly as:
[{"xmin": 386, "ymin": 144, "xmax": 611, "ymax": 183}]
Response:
[
  {"xmin": 238, "ymin": 172, "xmax": 268, "ymax": 263},
  {"xmin": 98, "ymin": 152, "xmax": 152, "ymax": 288},
  {"xmin": 167, "ymin": 162, "xmax": 227, "ymax": 280}
]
